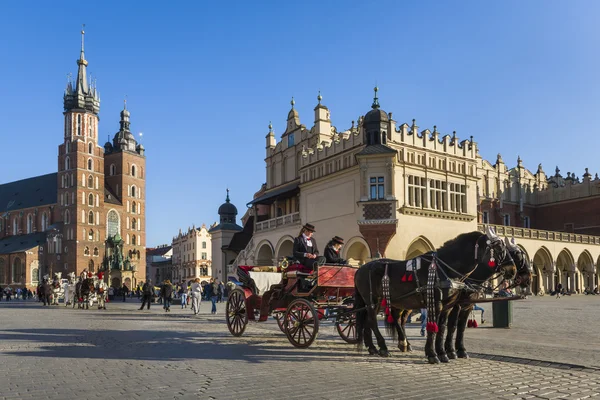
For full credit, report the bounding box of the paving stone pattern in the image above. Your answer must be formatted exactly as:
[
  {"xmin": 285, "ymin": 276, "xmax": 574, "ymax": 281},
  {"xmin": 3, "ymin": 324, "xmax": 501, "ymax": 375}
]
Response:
[{"xmin": 0, "ymin": 296, "xmax": 598, "ymax": 400}]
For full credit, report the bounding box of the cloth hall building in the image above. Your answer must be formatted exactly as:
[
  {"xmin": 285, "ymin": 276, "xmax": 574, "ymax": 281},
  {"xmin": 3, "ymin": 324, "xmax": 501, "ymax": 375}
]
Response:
[
  {"xmin": 229, "ymin": 89, "xmax": 600, "ymax": 295},
  {"xmin": 0, "ymin": 31, "xmax": 146, "ymax": 290}
]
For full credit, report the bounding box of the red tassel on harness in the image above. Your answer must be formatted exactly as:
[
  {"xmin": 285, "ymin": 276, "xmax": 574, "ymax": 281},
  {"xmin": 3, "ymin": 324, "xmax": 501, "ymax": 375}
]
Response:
[
  {"xmin": 426, "ymin": 322, "xmax": 439, "ymax": 333},
  {"xmin": 408, "ymin": 274, "xmax": 413, "ymax": 282},
  {"xmin": 472, "ymin": 319, "xmax": 478, "ymax": 328},
  {"xmin": 401, "ymin": 274, "xmax": 407, "ymax": 282},
  {"xmin": 467, "ymin": 319, "xmax": 473, "ymax": 328},
  {"xmin": 381, "ymin": 298, "xmax": 387, "ymax": 309},
  {"xmin": 387, "ymin": 314, "xmax": 394, "ymax": 323}
]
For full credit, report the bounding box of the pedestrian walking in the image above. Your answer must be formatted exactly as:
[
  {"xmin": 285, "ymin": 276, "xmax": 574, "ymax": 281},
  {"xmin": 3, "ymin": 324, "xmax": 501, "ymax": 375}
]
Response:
[
  {"xmin": 139, "ymin": 280, "xmax": 153, "ymax": 310},
  {"xmin": 191, "ymin": 278, "xmax": 202, "ymax": 315},
  {"xmin": 122, "ymin": 284, "xmax": 129, "ymax": 302},
  {"xmin": 161, "ymin": 280, "xmax": 173, "ymax": 312},
  {"xmin": 41, "ymin": 280, "xmax": 52, "ymax": 306},
  {"xmin": 556, "ymin": 282, "xmax": 563, "ymax": 299},
  {"xmin": 179, "ymin": 285, "xmax": 188, "ymax": 309},
  {"xmin": 420, "ymin": 308, "xmax": 427, "ymax": 336}
]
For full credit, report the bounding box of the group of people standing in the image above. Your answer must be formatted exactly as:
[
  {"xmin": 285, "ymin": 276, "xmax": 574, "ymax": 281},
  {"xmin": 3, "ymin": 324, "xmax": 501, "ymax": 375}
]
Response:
[
  {"xmin": 138, "ymin": 278, "xmax": 223, "ymax": 315},
  {"xmin": 0, "ymin": 286, "xmax": 34, "ymax": 301}
]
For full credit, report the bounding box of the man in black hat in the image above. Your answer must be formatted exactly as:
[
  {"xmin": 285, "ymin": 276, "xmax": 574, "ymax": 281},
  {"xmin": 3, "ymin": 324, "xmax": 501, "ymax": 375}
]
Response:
[
  {"xmin": 293, "ymin": 223, "xmax": 326, "ymax": 271},
  {"xmin": 324, "ymin": 236, "xmax": 347, "ymax": 264}
]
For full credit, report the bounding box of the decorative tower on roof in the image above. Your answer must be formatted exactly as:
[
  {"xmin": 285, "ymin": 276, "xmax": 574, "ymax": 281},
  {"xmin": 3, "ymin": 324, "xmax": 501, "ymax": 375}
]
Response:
[
  {"xmin": 363, "ymin": 87, "xmax": 390, "ymax": 146},
  {"xmin": 313, "ymin": 91, "xmax": 332, "ymax": 145},
  {"xmin": 218, "ymin": 189, "xmax": 238, "ymax": 225}
]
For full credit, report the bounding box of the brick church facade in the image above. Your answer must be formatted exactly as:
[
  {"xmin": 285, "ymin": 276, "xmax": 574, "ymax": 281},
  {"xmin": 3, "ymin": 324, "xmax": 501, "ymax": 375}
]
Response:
[{"xmin": 0, "ymin": 30, "xmax": 146, "ymax": 290}]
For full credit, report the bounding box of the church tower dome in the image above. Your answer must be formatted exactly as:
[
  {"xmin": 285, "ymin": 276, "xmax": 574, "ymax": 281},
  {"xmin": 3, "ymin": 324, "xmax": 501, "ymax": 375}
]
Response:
[
  {"xmin": 218, "ymin": 189, "xmax": 238, "ymax": 224},
  {"xmin": 363, "ymin": 87, "xmax": 390, "ymax": 145}
]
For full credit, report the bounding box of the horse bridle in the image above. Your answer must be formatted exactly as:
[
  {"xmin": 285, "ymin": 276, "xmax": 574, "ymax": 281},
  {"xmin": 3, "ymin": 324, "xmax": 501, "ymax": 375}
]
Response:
[{"xmin": 476, "ymin": 235, "xmax": 513, "ymax": 277}]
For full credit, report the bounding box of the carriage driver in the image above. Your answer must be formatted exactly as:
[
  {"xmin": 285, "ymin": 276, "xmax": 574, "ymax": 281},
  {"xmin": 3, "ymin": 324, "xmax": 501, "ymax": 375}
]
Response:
[{"xmin": 293, "ymin": 223, "xmax": 326, "ymax": 271}]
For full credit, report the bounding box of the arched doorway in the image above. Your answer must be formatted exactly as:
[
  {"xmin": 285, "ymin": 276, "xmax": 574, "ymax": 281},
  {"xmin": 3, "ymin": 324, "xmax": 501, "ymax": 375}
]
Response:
[
  {"xmin": 532, "ymin": 247, "xmax": 552, "ymax": 295},
  {"xmin": 577, "ymin": 251, "xmax": 594, "ymax": 293},
  {"xmin": 344, "ymin": 238, "xmax": 370, "ymax": 267},
  {"xmin": 405, "ymin": 236, "xmax": 435, "ymax": 259},
  {"xmin": 111, "ymin": 277, "xmax": 121, "ymax": 289},
  {"xmin": 275, "ymin": 237, "xmax": 294, "ymax": 263},
  {"xmin": 556, "ymin": 248, "xmax": 575, "ymax": 293},
  {"xmin": 256, "ymin": 242, "xmax": 274, "ymax": 266}
]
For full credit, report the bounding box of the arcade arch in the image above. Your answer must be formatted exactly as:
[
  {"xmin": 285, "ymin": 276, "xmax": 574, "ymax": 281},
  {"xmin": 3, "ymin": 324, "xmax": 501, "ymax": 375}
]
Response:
[
  {"xmin": 556, "ymin": 248, "xmax": 575, "ymax": 292},
  {"xmin": 343, "ymin": 237, "xmax": 370, "ymax": 267},
  {"xmin": 255, "ymin": 241, "xmax": 274, "ymax": 266},
  {"xmin": 275, "ymin": 236, "xmax": 294, "ymax": 263},
  {"xmin": 532, "ymin": 246, "xmax": 553, "ymax": 295},
  {"xmin": 576, "ymin": 251, "xmax": 594, "ymax": 293},
  {"xmin": 406, "ymin": 236, "xmax": 435, "ymax": 259}
]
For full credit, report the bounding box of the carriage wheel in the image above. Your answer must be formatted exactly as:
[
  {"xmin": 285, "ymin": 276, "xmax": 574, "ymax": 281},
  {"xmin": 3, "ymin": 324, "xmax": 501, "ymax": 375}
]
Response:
[
  {"xmin": 273, "ymin": 312, "xmax": 286, "ymax": 333},
  {"xmin": 226, "ymin": 290, "xmax": 248, "ymax": 337},
  {"xmin": 336, "ymin": 310, "xmax": 359, "ymax": 344},
  {"xmin": 284, "ymin": 298, "xmax": 319, "ymax": 348}
]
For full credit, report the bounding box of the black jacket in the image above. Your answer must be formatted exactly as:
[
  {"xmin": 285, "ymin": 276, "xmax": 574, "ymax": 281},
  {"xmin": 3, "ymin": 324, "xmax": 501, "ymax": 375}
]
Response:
[
  {"xmin": 293, "ymin": 236, "xmax": 320, "ymax": 265},
  {"xmin": 42, "ymin": 282, "xmax": 52, "ymax": 296},
  {"xmin": 142, "ymin": 282, "xmax": 153, "ymax": 295},
  {"xmin": 324, "ymin": 245, "xmax": 346, "ymax": 264},
  {"xmin": 161, "ymin": 284, "xmax": 173, "ymax": 299}
]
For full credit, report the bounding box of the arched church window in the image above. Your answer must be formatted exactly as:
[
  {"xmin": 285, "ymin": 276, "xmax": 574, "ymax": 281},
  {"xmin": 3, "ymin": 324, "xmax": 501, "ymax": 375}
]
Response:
[
  {"xmin": 12, "ymin": 257, "xmax": 22, "ymax": 283},
  {"xmin": 12, "ymin": 218, "xmax": 18, "ymax": 235},
  {"xmin": 88, "ymin": 142, "xmax": 93, "ymax": 154},
  {"xmin": 66, "ymin": 141, "xmax": 70, "ymax": 153},
  {"xmin": 88, "ymin": 159, "xmax": 93, "ymax": 171},
  {"xmin": 131, "ymin": 186, "xmax": 136, "ymax": 198},
  {"xmin": 41, "ymin": 213, "xmax": 48, "ymax": 231},
  {"xmin": 132, "ymin": 165, "xmax": 136, "ymax": 177},
  {"xmin": 132, "ymin": 218, "xmax": 137, "ymax": 230},
  {"xmin": 65, "ymin": 210, "xmax": 70, "ymax": 224},
  {"xmin": 107, "ymin": 210, "xmax": 120, "ymax": 237},
  {"xmin": 88, "ymin": 229, "xmax": 94, "ymax": 241},
  {"xmin": 88, "ymin": 211, "xmax": 94, "ymax": 225},
  {"xmin": 132, "ymin": 201, "xmax": 137, "ymax": 213},
  {"xmin": 132, "ymin": 235, "xmax": 137, "ymax": 245},
  {"xmin": 88, "ymin": 194, "xmax": 94, "ymax": 207},
  {"xmin": 93, "ymin": 247, "xmax": 99, "ymax": 256},
  {"xmin": 88, "ymin": 175, "xmax": 93, "ymax": 188},
  {"xmin": 0, "ymin": 259, "xmax": 5, "ymax": 284},
  {"xmin": 26, "ymin": 214, "xmax": 33, "ymax": 233},
  {"xmin": 89, "ymin": 116, "xmax": 93, "ymax": 137},
  {"xmin": 110, "ymin": 164, "xmax": 116, "ymax": 176},
  {"xmin": 84, "ymin": 246, "xmax": 90, "ymax": 256},
  {"xmin": 77, "ymin": 115, "xmax": 81, "ymax": 136},
  {"xmin": 65, "ymin": 156, "xmax": 70, "ymax": 170}
]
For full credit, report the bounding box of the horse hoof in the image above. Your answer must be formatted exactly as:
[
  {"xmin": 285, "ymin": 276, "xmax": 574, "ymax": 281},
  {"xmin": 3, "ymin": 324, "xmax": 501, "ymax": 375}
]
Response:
[
  {"xmin": 447, "ymin": 351, "xmax": 457, "ymax": 360},
  {"xmin": 378, "ymin": 349, "xmax": 390, "ymax": 357},
  {"xmin": 368, "ymin": 347, "xmax": 378, "ymax": 356},
  {"xmin": 407, "ymin": 344, "xmax": 413, "ymax": 353},
  {"xmin": 428, "ymin": 356, "xmax": 441, "ymax": 364},
  {"xmin": 397, "ymin": 344, "xmax": 408, "ymax": 352},
  {"xmin": 457, "ymin": 350, "xmax": 469, "ymax": 359},
  {"xmin": 439, "ymin": 354, "xmax": 450, "ymax": 363}
]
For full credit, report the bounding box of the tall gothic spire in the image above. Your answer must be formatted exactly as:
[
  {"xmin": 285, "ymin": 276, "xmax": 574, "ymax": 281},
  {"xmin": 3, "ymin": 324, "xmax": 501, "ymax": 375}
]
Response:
[{"xmin": 75, "ymin": 25, "xmax": 89, "ymax": 95}]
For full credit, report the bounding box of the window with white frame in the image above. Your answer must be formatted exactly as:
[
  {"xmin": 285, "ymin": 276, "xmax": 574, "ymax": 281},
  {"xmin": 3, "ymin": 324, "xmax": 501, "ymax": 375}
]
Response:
[
  {"xmin": 369, "ymin": 176, "xmax": 385, "ymax": 200},
  {"xmin": 407, "ymin": 176, "xmax": 427, "ymax": 208},
  {"xmin": 449, "ymin": 183, "xmax": 467, "ymax": 213},
  {"xmin": 429, "ymin": 179, "xmax": 447, "ymax": 211}
]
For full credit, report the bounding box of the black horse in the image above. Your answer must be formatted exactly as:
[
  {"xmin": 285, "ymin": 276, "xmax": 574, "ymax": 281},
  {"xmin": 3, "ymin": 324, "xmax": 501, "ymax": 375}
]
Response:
[
  {"xmin": 393, "ymin": 236, "xmax": 533, "ymax": 361},
  {"xmin": 443, "ymin": 237, "xmax": 533, "ymax": 360},
  {"xmin": 354, "ymin": 228, "xmax": 517, "ymax": 363}
]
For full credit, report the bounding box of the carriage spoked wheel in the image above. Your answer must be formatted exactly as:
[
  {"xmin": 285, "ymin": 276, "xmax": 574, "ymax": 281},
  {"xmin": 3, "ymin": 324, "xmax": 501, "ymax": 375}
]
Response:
[
  {"xmin": 283, "ymin": 298, "xmax": 319, "ymax": 348},
  {"xmin": 336, "ymin": 309, "xmax": 359, "ymax": 344},
  {"xmin": 273, "ymin": 311, "xmax": 286, "ymax": 333},
  {"xmin": 226, "ymin": 289, "xmax": 248, "ymax": 337}
]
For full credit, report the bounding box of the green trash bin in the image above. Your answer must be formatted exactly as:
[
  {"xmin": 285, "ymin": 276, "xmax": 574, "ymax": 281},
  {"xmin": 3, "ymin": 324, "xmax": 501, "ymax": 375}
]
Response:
[{"xmin": 492, "ymin": 300, "xmax": 513, "ymax": 328}]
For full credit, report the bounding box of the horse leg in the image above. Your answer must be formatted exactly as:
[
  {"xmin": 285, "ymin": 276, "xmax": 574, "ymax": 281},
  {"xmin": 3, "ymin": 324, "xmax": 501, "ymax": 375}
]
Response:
[
  {"xmin": 393, "ymin": 309, "xmax": 410, "ymax": 352},
  {"xmin": 425, "ymin": 331, "xmax": 440, "ymax": 364},
  {"xmin": 367, "ymin": 307, "xmax": 389, "ymax": 357},
  {"xmin": 445, "ymin": 305, "xmax": 461, "ymax": 359},
  {"xmin": 456, "ymin": 305, "xmax": 473, "ymax": 358},
  {"xmin": 435, "ymin": 310, "xmax": 450, "ymax": 363},
  {"xmin": 363, "ymin": 323, "xmax": 378, "ymax": 355}
]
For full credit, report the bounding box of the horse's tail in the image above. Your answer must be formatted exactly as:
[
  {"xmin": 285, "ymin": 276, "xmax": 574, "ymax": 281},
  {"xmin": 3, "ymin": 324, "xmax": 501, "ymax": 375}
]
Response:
[{"xmin": 353, "ymin": 284, "xmax": 366, "ymax": 351}]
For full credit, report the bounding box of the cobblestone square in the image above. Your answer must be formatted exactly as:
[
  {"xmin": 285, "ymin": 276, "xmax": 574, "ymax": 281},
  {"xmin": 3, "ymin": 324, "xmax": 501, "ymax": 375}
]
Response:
[{"xmin": 0, "ymin": 296, "xmax": 598, "ymax": 399}]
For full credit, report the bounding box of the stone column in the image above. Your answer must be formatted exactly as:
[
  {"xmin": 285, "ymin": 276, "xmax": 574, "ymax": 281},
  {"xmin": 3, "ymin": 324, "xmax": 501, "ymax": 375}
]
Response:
[{"xmin": 570, "ymin": 264, "xmax": 577, "ymax": 293}]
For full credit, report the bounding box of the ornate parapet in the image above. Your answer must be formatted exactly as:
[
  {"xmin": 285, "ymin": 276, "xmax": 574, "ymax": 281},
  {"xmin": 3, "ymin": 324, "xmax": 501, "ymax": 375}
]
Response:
[{"xmin": 477, "ymin": 224, "xmax": 600, "ymax": 246}]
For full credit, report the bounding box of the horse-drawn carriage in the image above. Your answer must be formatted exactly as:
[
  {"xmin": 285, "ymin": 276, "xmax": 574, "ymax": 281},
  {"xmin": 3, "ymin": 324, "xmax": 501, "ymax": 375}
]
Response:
[{"xmin": 226, "ymin": 259, "xmax": 359, "ymax": 348}]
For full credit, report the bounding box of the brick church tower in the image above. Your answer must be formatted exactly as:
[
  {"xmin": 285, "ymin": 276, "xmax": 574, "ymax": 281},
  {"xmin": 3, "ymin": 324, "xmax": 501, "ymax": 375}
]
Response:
[{"xmin": 58, "ymin": 28, "xmax": 104, "ymax": 274}]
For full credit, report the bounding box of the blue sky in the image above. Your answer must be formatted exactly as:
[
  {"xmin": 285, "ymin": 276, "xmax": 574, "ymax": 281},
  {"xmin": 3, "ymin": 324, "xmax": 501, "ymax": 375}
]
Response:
[{"xmin": 1, "ymin": 1, "xmax": 599, "ymax": 246}]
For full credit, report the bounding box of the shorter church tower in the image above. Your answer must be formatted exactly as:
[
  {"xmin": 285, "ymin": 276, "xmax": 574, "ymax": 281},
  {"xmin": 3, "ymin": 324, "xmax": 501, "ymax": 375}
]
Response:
[{"xmin": 209, "ymin": 190, "xmax": 242, "ymax": 283}]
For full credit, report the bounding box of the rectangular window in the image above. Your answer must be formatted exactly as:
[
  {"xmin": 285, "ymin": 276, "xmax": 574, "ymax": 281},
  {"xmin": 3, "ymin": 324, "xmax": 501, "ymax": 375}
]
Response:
[
  {"xmin": 503, "ymin": 214, "xmax": 510, "ymax": 226},
  {"xmin": 482, "ymin": 211, "xmax": 489, "ymax": 224},
  {"xmin": 201, "ymin": 252, "xmax": 207, "ymax": 260},
  {"xmin": 288, "ymin": 133, "xmax": 295, "ymax": 147},
  {"xmin": 449, "ymin": 183, "xmax": 466, "ymax": 213},
  {"xmin": 523, "ymin": 216, "xmax": 530, "ymax": 229},
  {"xmin": 407, "ymin": 176, "xmax": 427, "ymax": 207},
  {"xmin": 429, "ymin": 179, "xmax": 446, "ymax": 211},
  {"xmin": 369, "ymin": 176, "xmax": 385, "ymax": 200}
]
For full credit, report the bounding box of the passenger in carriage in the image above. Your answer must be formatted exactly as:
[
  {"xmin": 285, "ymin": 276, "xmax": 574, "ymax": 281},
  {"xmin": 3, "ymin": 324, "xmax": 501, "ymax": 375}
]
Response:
[
  {"xmin": 324, "ymin": 236, "xmax": 347, "ymax": 265},
  {"xmin": 293, "ymin": 223, "xmax": 326, "ymax": 272}
]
